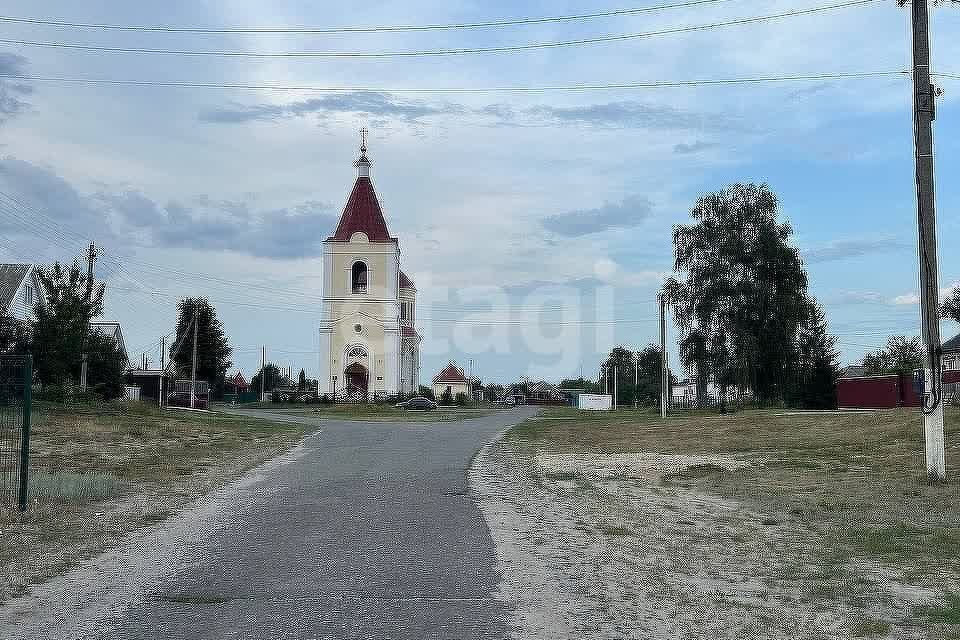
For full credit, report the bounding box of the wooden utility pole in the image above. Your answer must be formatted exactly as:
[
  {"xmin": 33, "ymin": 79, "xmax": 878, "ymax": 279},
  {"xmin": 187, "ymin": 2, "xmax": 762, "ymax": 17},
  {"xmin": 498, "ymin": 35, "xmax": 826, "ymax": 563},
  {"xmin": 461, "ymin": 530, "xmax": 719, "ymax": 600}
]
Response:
[
  {"xmin": 190, "ymin": 308, "xmax": 198, "ymax": 409},
  {"xmin": 911, "ymin": 0, "xmax": 945, "ymax": 481},
  {"xmin": 80, "ymin": 241, "xmax": 97, "ymax": 390},
  {"xmin": 660, "ymin": 294, "xmax": 668, "ymax": 419}
]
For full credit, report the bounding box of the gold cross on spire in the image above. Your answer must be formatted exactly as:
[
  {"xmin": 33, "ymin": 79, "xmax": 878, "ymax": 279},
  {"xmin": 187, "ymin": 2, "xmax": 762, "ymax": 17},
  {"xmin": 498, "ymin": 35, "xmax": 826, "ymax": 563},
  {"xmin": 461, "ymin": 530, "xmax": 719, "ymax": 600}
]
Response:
[{"xmin": 360, "ymin": 127, "xmax": 368, "ymax": 152}]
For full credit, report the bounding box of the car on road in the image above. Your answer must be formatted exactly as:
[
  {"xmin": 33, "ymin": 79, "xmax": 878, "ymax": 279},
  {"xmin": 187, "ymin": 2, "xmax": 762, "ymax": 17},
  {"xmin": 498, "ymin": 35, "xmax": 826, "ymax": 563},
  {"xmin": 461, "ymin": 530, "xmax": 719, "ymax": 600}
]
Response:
[{"xmin": 395, "ymin": 396, "xmax": 438, "ymax": 411}]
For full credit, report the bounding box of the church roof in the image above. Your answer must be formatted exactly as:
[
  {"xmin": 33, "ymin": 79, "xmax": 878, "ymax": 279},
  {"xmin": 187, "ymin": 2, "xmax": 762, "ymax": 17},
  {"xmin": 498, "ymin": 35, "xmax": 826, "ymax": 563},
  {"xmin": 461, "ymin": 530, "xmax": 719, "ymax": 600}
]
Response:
[
  {"xmin": 328, "ymin": 176, "xmax": 393, "ymax": 242},
  {"xmin": 434, "ymin": 361, "xmax": 468, "ymax": 384},
  {"xmin": 399, "ymin": 271, "xmax": 415, "ymax": 290}
]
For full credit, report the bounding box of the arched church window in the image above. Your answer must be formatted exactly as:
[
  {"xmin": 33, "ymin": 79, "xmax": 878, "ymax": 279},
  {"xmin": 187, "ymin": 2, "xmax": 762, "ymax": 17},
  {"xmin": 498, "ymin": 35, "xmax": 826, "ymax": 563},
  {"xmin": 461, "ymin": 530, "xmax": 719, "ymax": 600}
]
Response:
[
  {"xmin": 352, "ymin": 261, "xmax": 367, "ymax": 293},
  {"xmin": 346, "ymin": 345, "xmax": 368, "ymax": 360}
]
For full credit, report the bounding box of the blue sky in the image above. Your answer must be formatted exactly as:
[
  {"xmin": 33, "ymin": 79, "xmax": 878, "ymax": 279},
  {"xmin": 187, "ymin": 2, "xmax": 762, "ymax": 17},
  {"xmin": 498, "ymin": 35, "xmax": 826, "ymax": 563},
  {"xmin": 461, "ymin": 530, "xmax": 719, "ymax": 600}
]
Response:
[{"xmin": 0, "ymin": 0, "xmax": 958, "ymax": 383}]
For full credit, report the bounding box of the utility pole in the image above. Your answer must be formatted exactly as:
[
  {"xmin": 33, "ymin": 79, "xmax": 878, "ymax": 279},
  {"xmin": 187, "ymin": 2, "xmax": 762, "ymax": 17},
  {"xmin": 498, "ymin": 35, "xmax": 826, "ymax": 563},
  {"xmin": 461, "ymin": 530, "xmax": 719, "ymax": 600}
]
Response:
[
  {"xmin": 260, "ymin": 345, "xmax": 266, "ymax": 401},
  {"xmin": 80, "ymin": 241, "xmax": 97, "ymax": 390},
  {"xmin": 911, "ymin": 0, "xmax": 945, "ymax": 481},
  {"xmin": 613, "ymin": 365, "xmax": 618, "ymax": 411},
  {"xmin": 189, "ymin": 308, "xmax": 198, "ymax": 410},
  {"xmin": 660, "ymin": 294, "xmax": 668, "ymax": 419},
  {"xmin": 160, "ymin": 336, "xmax": 166, "ymax": 369},
  {"xmin": 634, "ymin": 355, "xmax": 639, "ymax": 410}
]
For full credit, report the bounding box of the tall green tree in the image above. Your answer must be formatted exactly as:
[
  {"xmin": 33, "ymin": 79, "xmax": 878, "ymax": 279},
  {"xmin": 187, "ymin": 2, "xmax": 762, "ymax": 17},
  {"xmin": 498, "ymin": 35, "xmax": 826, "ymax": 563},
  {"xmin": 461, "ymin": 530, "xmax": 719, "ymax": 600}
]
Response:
[
  {"xmin": 250, "ymin": 363, "xmax": 290, "ymax": 394},
  {"xmin": 791, "ymin": 299, "xmax": 840, "ymax": 409},
  {"xmin": 85, "ymin": 330, "xmax": 129, "ymax": 400},
  {"xmin": 863, "ymin": 336, "xmax": 923, "ymax": 377},
  {"xmin": 31, "ymin": 261, "xmax": 105, "ymax": 385},
  {"xmin": 942, "ymin": 289, "xmax": 960, "ymax": 325},
  {"xmin": 665, "ymin": 183, "xmax": 810, "ymax": 405},
  {"xmin": 172, "ymin": 298, "xmax": 232, "ymax": 391}
]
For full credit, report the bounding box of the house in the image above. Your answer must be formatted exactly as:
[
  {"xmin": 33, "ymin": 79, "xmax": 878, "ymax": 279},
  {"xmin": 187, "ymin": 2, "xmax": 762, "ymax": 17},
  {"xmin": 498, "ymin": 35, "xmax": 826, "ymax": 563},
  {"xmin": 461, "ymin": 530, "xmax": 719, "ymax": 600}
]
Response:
[
  {"xmin": 943, "ymin": 333, "xmax": 960, "ymax": 372},
  {"xmin": 526, "ymin": 380, "xmax": 566, "ymax": 405},
  {"xmin": 223, "ymin": 371, "xmax": 249, "ymax": 394},
  {"xmin": 90, "ymin": 321, "xmax": 128, "ymax": 365},
  {"xmin": 0, "ymin": 263, "xmax": 44, "ymax": 324},
  {"xmin": 317, "ymin": 136, "xmax": 421, "ymax": 400},
  {"xmin": 432, "ymin": 361, "xmax": 470, "ymax": 401}
]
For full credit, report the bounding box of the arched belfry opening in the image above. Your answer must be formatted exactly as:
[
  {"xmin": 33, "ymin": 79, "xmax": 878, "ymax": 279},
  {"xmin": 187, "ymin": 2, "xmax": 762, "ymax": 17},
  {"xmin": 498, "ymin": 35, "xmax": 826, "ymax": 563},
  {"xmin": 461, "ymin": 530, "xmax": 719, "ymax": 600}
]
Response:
[{"xmin": 352, "ymin": 261, "xmax": 367, "ymax": 294}]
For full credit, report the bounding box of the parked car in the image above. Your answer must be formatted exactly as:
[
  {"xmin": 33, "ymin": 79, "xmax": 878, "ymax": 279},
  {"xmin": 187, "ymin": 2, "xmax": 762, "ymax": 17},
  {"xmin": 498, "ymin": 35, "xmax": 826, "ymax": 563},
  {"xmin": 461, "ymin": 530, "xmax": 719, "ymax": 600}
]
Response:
[{"xmin": 396, "ymin": 396, "xmax": 438, "ymax": 411}]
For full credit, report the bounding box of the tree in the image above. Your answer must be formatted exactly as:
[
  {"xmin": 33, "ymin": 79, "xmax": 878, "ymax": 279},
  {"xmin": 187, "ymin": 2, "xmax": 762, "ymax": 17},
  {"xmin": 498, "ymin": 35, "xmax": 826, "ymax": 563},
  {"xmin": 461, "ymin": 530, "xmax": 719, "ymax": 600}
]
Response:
[
  {"xmin": 298, "ymin": 368, "xmax": 307, "ymax": 392},
  {"xmin": 791, "ymin": 300, "xmax": 840, "ymax": 409},
  {"xmin": 634, "ymin": 344, "xmax": 671, "ymax": 406},
  {"xmin": 251, "ymin": 363, "xmax": 288, "ymax": 394},
  {"xmin": 483, "ymin": 383, "xmax": 505, "ymax": 402},
  {"xmin": 31, "ymin": 261, "xmax": 105, "ymax": 386},
  {"xmin": 172, "ymin": 298, "xmax": 232, "ymax": 392},
  {"xmin": 85, "ymin": 330, "xmax": 128, "ymax": 400},
  {"xmin": 418, "ymin": 385, "xmax": 435, "ymax": 400},
  {"xmin": 558, "ymin": 377, "xmax": 600, "ymax": 394},
  {"xmin": 942, "ymin": 289, "xmax": 960, "ymax": 325},
  {"xmin": 601, "ymin": 346, "xmax": 636, "ymax": 405},
  {"xmin": 0, "ymin": 315, "xmax": 29, "ymax": 354},
  {"xmin": 863, "ymin": 336, "xmax": 924, "ymax": 377},
  {"xmin": 666, "ymin": 184, "xmax": 810, "ymax": 405}
]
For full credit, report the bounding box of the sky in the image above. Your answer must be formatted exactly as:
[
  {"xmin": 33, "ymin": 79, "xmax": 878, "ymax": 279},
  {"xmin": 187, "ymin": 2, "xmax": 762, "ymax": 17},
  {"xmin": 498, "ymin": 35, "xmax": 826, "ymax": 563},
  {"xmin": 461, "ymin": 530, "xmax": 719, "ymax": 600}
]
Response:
[{"xmin": 0, "ymin": 0, "xmax": 958, "ymax": 384}]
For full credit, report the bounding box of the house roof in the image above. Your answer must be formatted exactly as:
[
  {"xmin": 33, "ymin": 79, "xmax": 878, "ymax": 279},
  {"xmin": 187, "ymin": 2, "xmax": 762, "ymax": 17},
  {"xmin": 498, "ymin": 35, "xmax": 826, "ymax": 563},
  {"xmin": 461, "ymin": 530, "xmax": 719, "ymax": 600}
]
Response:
[
  {"xmin": 433, "ymin": 361, "xmax": 468, "ymax": 384},
  {"xmin": 944, "ymin": 332, "xmax": 960, "ymax": 354},
  {"xmin": 0, "ymin": 264, "xmax": 31, "ymax": 313},
  {"xmin": 840, "ymin": 364, "xmax": 868, "ymax": 379},
  {"xmin": 399, "ymin": 271, "xmax": 415, "ymax": 290},
  {"xmin": 230, "ymin": 371, "xmax": 248, "ymax": 386},
  {"xmin": 328, "ymin": 177, "xmax": 393, "ymax": 242}
]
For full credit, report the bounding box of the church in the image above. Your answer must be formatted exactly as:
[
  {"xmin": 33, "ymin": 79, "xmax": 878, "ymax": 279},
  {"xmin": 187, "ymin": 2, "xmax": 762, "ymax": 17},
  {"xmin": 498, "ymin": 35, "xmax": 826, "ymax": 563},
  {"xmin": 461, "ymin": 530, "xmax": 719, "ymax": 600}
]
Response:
[{"xmin": 317, "ymin": 136, "xmax": 421, "ymax": 400}]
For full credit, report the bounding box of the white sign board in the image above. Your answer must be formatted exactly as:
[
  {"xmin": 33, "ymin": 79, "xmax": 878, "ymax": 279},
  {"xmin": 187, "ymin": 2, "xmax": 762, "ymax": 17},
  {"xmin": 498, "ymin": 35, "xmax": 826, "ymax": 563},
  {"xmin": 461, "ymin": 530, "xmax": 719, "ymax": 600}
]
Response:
[{"xmin": 578, "ymin": 393, "xmax": 612, "ymax": 411}]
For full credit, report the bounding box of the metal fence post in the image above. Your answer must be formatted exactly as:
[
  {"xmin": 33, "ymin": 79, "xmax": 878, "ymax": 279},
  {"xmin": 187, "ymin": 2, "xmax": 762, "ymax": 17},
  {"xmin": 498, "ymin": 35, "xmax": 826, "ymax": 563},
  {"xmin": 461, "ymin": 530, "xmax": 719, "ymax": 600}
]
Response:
[{"xmin": 18, "ymin": 355, "xmax": 31, "ymax": 511}]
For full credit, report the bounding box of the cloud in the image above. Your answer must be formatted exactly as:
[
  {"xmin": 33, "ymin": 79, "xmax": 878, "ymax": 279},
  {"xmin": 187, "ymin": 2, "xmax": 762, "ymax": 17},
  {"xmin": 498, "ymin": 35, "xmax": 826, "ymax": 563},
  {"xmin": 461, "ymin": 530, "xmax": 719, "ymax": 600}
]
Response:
[
  {"xmin": 523, "ymin": 102, "xmax": 744, "ymax": 132},
  {"xmin": 673, "ymin": 141, "xmax": 717, "ymax": 155},
  {"xmin": 199, "ymin": 91, "xmax": 463, "ymax": 124},
  {"xmin": 0, "ymin": 52, "xmax": 32, "ymax": 123},
  {"xmin": 802, "ymin": 237, "xmax": 909, "ymax": 263},
  {"xmin": 0, "ymin": 157, "xmax": 338, "ymax": 259},
  {"xmin": 831, "ymin": 291, "xmax": 888, "ymax": 305},
  {"xmin": 892, "ymin": 293, "xmax": 919, "ymax": 305},
  {"xmin": 541, "ymin": 195, "xmax": 653, "ymax": 237}
]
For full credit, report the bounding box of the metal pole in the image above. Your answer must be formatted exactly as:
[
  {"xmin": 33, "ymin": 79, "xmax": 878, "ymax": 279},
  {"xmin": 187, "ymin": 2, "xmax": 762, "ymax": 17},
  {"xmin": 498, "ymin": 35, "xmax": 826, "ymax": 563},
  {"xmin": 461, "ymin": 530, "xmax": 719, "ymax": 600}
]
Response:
[
  {"xmin": 634, "ymin": 355, "xmax": 638, "ymax": 409},
  {"xmin": 911, "ymin": 0, "xmax": 945, "ymax": 481},
  {"xmin": 261, "ymin": 345, "xmax": 266, "ymax": 401},
  {"xmin": 660, "ymin": 295, "xmax": 668, "ymax": 419},
  {"xmin": 18, "ymin": 355, "xmax": 32, "ymax": 511},
  {"xmin": 190, "ymin": 309, "xmax": 198, "ymax": 410},
  {"xmin": 80, "ymin": 242, "xmax": 97, "ymax": 390},
  {"xmin": 614, "ymin": 365, "xmax": 618, "ymax": 411}
]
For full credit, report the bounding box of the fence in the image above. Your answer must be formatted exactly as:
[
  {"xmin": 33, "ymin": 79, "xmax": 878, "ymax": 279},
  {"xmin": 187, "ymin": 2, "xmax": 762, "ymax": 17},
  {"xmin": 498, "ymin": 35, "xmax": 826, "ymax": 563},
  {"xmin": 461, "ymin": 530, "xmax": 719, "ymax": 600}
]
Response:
[{"xmin": 0, "ymin": 355, "xmax": 32, "ymax": 510}]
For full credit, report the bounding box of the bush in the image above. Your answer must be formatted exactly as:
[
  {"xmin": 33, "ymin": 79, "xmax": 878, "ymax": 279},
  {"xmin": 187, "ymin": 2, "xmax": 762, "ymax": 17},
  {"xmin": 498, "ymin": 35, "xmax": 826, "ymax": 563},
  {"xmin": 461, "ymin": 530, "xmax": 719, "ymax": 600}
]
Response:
[
  {"xmin": 319, "ymin": 394, "xmax": 332, "ymax": 405},
  {"xmin": 455, "ymin": 392, "xmax": 468, "ymax": 406},
  {"xmin": 418, "ymin": 385, "xmax": 435, "ymax": 401}
]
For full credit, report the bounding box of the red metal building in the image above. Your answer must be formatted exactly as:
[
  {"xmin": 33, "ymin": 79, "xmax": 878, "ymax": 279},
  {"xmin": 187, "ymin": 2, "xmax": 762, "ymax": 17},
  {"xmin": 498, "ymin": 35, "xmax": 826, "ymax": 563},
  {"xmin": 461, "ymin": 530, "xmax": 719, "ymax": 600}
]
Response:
[{"xmin": 838, "ymin": 370, "xmax": 960, "ymax": 409}]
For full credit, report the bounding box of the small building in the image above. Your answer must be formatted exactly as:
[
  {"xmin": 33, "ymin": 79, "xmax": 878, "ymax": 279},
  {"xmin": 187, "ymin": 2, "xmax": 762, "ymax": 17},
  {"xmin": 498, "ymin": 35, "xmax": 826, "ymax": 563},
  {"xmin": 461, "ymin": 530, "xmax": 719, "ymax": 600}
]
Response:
[
  {"xmin": 526, "ymin": 380, "xmax": 567, "ymax": 405},
  {"xmin": 123, "ymin": 369, "xmax": 174, "ymax": 406},
  {"xmin": 90, "ymin": 321, "xmax": 129, "ymax": 366},
  {"xmin": 432, "ymin": 361, "xmax": 470, "ymax": 402},
  {"xmin": 944, "ymin": 333, "xmax": 960, "ymax": 372},
  {"xmin": 0, "ymin": 263, "xmax": 44, "ymax": 325}
]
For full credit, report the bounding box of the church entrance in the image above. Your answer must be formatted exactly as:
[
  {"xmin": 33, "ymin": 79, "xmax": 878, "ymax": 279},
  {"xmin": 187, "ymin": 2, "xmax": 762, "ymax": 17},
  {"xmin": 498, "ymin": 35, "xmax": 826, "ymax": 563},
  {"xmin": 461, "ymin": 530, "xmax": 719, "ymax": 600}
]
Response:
[{"xmin": 344, "ymin": 362, "xmax": 369, "ymax": 400}]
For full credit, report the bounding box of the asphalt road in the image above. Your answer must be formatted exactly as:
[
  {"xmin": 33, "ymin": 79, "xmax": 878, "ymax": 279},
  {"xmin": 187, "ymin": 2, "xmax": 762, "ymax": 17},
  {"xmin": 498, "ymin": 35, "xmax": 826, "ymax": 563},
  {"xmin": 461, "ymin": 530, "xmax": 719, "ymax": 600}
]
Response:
[{"xmin": 3, "ymin": 407, "xmax": 538, "ymax": 640}]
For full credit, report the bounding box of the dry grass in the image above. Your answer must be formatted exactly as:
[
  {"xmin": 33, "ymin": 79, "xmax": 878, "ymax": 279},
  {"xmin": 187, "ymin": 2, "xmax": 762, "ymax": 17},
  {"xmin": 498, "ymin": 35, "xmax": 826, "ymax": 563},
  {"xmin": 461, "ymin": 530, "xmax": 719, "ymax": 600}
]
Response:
[
  {"xmin": 499, "ymin": 406, "xmax": 960, "ymax": 637},
  {"xmin": 0, "ymin": 401, "xmax": 305, "ymax": 602}
]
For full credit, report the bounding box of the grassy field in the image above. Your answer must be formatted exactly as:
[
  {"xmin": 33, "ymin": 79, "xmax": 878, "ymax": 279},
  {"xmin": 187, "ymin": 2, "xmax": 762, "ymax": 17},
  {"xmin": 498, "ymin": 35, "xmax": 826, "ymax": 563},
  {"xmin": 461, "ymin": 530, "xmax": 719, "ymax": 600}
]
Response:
[
  {"xmin": 0, "ymin": 401, "xmax": 306, "ymax": 602},
  {"xmin": 225, "ymin": 401, "xmax": 497, "ymax": 421},
  {"xmin": 488, "ymin": 406, "xmax": 960, "ymax": 638}
]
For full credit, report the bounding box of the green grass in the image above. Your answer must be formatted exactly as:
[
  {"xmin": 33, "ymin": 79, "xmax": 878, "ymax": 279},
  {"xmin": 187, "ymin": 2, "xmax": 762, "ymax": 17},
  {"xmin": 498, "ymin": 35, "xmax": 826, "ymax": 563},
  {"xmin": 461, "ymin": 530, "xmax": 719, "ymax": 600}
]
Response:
[
  {"xmin": 917, "ymin": 591, "xmax": 960, "ymax": 625},
  {"xmin": 850, "ymin": 618, "xmax": 891, "ymax": 637},
  {"xmin": 27, "ymin": 471, "xmax": 126, "ymax": 503}
]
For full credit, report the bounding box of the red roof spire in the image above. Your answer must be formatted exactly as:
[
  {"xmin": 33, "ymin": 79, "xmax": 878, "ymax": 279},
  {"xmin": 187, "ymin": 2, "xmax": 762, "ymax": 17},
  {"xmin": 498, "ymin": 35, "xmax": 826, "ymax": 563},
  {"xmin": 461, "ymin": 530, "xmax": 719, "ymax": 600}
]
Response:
[{"xmin": 328, "ymin": 130, "xmax": 393, "ymax": 242}]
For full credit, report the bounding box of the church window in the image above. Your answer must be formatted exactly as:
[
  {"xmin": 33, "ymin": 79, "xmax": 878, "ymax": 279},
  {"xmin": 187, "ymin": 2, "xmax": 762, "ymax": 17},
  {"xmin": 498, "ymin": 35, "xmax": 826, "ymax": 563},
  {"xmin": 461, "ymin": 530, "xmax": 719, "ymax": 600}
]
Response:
[{"xmin": 352, "ymin": 261, "xmax": 367, "ymax": 293}]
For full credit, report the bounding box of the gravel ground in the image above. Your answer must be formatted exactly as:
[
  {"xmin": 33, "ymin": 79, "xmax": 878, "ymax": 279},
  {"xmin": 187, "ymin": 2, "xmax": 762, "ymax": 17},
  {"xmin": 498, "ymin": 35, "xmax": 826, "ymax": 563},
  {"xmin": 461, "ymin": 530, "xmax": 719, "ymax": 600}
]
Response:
[{"xmin": 471, "ymin": 437, "xmax": 948, "ymax": 639}]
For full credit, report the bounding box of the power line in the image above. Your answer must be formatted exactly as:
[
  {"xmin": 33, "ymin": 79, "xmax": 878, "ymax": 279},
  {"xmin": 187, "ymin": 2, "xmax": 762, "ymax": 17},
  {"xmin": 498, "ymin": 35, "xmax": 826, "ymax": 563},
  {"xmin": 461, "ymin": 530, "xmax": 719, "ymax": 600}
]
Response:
[
  {"xmin": 0, "ymin": 0, "xmax": 742, "ymax": 34},
  {"xmin": 0, "ymin": 0, "xmax": 879, "ymax": 59},
  {"xmin": 0, "ymin": 71, "xmax": 909, "ymax": 94}
]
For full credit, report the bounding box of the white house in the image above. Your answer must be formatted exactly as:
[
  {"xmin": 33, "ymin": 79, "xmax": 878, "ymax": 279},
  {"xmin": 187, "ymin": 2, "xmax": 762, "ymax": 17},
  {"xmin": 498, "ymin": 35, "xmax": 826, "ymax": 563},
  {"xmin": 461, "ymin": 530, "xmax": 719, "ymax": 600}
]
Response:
[
  {"xmin": 433, "ymin": 361, "xmax": 471, "ymax": 401},
  {"xmin": 0, "ymin": 263, "xmax": 44, "ymax": 324}
]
